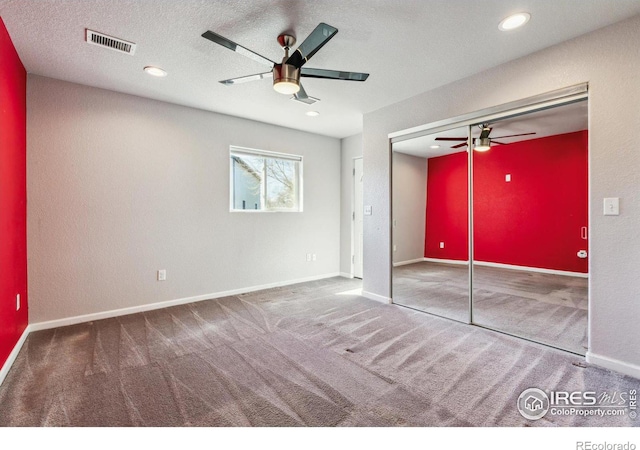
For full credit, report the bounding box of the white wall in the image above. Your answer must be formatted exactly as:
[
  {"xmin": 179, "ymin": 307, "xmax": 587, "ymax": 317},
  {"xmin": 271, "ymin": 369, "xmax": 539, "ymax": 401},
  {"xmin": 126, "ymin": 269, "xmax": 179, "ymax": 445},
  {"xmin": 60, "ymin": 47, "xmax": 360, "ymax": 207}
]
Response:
[
  {"xmin": 339, "ymin": 133, "xmax": 363, "ymax": 276},
  {"xmin": 27, "ymin": 75, "xmax": 341, "ymax": 323},
  {"xmin": 362, "ymin": 15, "xmax": 640, "ymax": 377},
  {"xmin": 392, "ymin": 152, "xmax": 426, "ymax": 265}
]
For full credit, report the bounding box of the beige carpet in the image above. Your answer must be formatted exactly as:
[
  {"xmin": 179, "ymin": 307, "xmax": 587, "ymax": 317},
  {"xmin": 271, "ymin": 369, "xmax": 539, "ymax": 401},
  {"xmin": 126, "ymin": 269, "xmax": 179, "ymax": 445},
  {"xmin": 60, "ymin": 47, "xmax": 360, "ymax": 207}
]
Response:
[
  {"xmin": 393, "ymin": 262, "xmax": 588, "ymax": 354},
  {"xmin": 0, "ymin": 277, "xmax": 636, "ymax": 427}
]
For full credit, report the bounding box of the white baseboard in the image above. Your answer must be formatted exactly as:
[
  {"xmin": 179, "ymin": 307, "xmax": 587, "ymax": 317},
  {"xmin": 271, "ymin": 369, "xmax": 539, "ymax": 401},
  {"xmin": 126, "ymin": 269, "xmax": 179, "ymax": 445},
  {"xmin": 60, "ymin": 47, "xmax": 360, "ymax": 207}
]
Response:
[
  {"xmin": 473, "ymin": 261, "xmax": 588, "ymax": 278},
  {"xmin": 586, "ymin": 351, "xmax": 640, "ymax": 380},
  {"xmin": 423, "ymin": 258, "xmax": 469, "ymax": 266},
  {"xmin": 393, "ymin": 258, "xmax": 426, "ymax": 267},
  {"xmin": 423, "ymin": 257, "xmax": 588, "ymax": 278},
  {"xmin": 362, "ymin": 290, "xmax": 392, "ymax": 304},
  {"xmin": 340, "ymin": 272, "xmax": 354, "ymax": 279},
  {"xmin": 29, "ymin": 272, "xmax": 341, "ymax": 332},
  {"xmin": 0, "ymin": 326, "xmax": 31, "ymax": 387}
]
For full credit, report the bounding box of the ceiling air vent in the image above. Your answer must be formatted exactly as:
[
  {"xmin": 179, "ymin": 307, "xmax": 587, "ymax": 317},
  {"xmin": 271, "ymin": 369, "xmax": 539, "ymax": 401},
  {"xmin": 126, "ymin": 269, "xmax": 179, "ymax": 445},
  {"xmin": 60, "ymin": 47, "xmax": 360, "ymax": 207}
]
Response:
[{"xmin": 86, "ymin": 29, "xmax": 136, "ymax": 55}]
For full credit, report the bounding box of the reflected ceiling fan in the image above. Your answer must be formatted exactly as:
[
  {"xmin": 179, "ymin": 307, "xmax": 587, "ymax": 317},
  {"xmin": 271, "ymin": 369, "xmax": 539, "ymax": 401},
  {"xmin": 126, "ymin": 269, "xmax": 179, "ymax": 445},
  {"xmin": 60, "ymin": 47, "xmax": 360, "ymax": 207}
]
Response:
[
  {"xmin": 436, "ymin": 124, "xmax": 536, "ymax": 151},
  {"xmin": 201, "ymin": 23, "xmax": 369, "ymax": 105}
]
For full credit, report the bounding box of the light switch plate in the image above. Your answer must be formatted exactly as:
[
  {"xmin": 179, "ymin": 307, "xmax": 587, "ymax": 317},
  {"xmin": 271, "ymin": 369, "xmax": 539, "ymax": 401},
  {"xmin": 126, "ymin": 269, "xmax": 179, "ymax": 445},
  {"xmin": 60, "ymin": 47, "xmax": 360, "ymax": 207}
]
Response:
[{"xmin": 603, "ymin": 198, "xmax": 619, "ymax": 216}]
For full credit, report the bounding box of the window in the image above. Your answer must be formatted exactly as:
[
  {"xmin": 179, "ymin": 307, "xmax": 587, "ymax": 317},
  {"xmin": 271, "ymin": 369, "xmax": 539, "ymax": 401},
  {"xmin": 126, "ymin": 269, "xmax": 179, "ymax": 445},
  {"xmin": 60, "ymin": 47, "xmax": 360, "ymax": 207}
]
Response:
[{"xmin": 230, "ymin": 147, "xmax": 303, "ymax": 212}]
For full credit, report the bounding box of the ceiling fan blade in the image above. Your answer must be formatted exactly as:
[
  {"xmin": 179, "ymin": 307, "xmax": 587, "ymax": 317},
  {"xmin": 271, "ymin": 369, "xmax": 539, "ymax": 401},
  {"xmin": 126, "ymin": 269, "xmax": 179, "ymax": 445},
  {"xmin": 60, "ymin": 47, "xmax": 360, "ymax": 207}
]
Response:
[
  {"xmin": 479, "ymin": 127, "xmax": 492, "ymax": 139},
  {"xmin": 202, "ymin": 30, "xmax": 276, "ymax": 67},
  {"xmin": 219, "ymin": 71, "xmax": 273, "ymax": 86},
  {"xmin": 435, "ymin": 137, "xmax": 467, "ymax": 141},
  {"xmin": 301, "ymin": 67, "xmax": 369, "ymax": 81},
  {"xmin": 292, "ymin": 84, "xmax": 320, "ymax": 104},
  {"xmin": 451, "ymin": 142, "xmax": 468, "ymax": 149},
  {"xmin": 286, "ymin": 23, "xmax": 338, "ymax": 68},
  {"xmin": 491, "ymin": 140, "xmax": 507, "ymax": 145},
  {"xmin": 491, "ymin": 132, "xmax": 537, "ymax": 139}
]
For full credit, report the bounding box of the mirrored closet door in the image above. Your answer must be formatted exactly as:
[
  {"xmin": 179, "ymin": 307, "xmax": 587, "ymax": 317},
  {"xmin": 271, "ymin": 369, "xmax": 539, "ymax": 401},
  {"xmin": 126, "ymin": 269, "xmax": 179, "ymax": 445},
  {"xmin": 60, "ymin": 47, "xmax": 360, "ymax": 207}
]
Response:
[
  {"xmin": 391, "ymin": 126, "xmax": 470, "ymax": 323},
  {"xmin": 390, "ymin": 88, "xmax": 589, "ymax": 355},
  {"xmin": 471, "ymin": 100, "xmax": 589, "ymax": 355}
]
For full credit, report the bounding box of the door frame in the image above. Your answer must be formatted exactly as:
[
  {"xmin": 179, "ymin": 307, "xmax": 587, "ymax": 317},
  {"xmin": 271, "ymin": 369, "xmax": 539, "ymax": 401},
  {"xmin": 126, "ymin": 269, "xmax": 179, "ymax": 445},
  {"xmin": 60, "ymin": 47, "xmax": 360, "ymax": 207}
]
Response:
[{"xmin": 352, "ymin": 157, "xmax": 364, "ymax": 279}]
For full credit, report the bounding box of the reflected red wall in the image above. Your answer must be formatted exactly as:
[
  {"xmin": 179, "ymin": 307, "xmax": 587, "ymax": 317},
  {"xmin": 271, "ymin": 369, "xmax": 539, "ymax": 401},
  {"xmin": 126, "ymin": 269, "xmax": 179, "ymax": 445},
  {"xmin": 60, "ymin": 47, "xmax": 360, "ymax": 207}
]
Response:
[
  {"xmin": 425, "ymin": 131, "xmax": 588, "ymax": 273},
  {"xmin": 425, "ymin": 151, "xmax": 469, "ymax": 261}
]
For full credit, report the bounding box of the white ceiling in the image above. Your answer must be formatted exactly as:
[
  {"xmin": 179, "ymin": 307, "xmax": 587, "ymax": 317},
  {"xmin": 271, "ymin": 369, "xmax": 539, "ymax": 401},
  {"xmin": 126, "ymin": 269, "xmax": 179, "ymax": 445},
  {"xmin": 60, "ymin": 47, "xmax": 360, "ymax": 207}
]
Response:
[
  {"xmin": 393, "ymin": 100, "xmax": 588, "ymax": 158},
  {"xmin": 1, "ymin": 1, "xmax": 638, "ymax": 138}
]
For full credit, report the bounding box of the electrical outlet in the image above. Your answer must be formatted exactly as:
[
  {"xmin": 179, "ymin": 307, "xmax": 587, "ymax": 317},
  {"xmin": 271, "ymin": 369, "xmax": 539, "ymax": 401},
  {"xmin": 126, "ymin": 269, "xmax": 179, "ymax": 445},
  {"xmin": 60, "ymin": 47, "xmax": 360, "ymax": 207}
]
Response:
[
  {"xmin": 312, "ymin": 254, "xmax": 317, "ymax": 261},
  {"xmin": 306, "ymin": 253, "xmax": 311, "ymax": 262},
  {"xmin": 440, "ymin": 242, "xmax": 445, "ymax": 249},
  {"xmin": 16, "ymin": 294, "xmax": 20, "ymax": 311},
  {"xmin": 157, "ymin": 269, "xmax": 167, "ymax": 281}
]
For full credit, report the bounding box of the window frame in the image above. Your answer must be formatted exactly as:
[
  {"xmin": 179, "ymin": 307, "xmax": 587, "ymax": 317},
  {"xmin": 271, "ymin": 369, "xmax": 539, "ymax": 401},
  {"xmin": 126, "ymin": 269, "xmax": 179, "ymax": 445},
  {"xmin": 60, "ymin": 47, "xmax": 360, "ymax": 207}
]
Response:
[{"xmin": 229, "ymin": 146, "xmax": 304, "ymax": 213}]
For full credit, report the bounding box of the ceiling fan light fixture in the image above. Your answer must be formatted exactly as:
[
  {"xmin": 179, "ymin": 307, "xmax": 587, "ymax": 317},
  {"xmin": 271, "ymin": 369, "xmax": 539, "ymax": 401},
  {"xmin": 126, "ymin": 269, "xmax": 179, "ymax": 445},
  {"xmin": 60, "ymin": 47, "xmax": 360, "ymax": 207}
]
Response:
[
  {"xmin": 273, "ymin": 63, "xmax": 300, "ymax": 95},
  {"xmin": 499, "ymin": 12, "xmax": 531, "ymax": 31},
  {"xmin": 474, "ymin": 137, "xmax": 492, "ymax": 152},
  {"xmin": 273, "ymin": 81, "xmax": 300, "ymax": 95}
]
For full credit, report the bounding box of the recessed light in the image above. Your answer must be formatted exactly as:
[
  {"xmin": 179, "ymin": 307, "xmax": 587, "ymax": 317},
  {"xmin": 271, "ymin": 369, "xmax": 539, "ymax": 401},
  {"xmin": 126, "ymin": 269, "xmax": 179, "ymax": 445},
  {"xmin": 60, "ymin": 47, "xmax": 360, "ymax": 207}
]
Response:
[
  {"xmin": 430, "ymin": 145, "xmax": 441, "ymax": 149},
  {"xmin": 499, "ymin": 12, "xmax": 530, "ymax": 31},
  {"xmin": 144, "ymin": 66, "xmax": 167, "ymax": 77},
  {"xmin": 306, "ymin": 111, "xmax": 320, "ymax": 117}
]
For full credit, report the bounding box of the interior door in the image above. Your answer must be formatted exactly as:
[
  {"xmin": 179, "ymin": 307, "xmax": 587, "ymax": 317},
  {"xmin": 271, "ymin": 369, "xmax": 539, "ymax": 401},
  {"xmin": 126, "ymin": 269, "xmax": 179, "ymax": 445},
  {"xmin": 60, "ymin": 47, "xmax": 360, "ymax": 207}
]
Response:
[{"xmin": 353, "ymin": 157, "xmax": 364, "ymax": 279}]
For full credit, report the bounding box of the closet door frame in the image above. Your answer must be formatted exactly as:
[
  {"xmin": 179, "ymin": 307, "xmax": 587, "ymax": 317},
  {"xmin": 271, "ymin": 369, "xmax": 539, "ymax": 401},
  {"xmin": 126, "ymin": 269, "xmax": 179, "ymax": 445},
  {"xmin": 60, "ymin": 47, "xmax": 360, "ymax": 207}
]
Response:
[{"xmin": 389, "ymin": 83, "xmax": 589, "ymax": 344}]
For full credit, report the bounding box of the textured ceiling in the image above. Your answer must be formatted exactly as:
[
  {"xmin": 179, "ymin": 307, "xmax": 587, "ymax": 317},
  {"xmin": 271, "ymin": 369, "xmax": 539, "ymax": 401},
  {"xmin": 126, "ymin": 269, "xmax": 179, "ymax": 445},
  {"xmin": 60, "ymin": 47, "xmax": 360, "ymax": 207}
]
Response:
[
  {"xmin": 393, "ymin": 100, "xmax": 588, "ymax": 158},
  {"xmin": 1, "ymin": 0, "xmax": 638, "ymax": 138}
]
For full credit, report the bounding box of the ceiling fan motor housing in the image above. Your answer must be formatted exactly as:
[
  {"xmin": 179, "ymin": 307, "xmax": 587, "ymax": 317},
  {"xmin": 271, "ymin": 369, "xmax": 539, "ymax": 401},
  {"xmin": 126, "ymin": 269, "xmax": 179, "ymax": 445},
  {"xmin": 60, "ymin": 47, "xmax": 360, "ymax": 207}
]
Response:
[{"xmin": 273, "ymin": 63, "xmax": 300, "ymax": 93}]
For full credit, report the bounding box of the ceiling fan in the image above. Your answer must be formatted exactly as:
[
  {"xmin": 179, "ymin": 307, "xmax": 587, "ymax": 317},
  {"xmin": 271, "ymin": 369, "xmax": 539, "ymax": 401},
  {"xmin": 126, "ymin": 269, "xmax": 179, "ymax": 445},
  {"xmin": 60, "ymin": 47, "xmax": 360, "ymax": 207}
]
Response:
[
  {"xmin": 436, "ymin": 124, "xmax": 536, "ymax": 151},
  {"xmin": 201, "ymin": 23, "xmax": 369, "ymax": 105}
]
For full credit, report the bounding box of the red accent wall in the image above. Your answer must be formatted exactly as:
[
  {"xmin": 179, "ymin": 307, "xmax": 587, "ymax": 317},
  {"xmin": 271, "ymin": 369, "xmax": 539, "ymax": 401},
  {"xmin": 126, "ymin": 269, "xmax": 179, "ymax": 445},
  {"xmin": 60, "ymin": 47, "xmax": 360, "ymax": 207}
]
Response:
[
  {"xmin": 425, "ymin": 151, "xmax": 469, "ymax": 260},
  {"xmin": 0, "ymin": 17, "xmax": 28, "ymax": 371},
  {"xmin": 425, "ymin": 131, "xmax": 588, "ymax": 273}
]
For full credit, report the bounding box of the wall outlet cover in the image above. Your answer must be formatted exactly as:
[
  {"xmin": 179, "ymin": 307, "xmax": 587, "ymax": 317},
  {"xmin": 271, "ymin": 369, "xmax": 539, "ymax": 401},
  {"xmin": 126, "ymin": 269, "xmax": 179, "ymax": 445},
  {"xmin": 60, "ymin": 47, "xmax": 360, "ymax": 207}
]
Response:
[{"xmin": 603, "ymin": 197, "xmax": 620, "ymax": 216}]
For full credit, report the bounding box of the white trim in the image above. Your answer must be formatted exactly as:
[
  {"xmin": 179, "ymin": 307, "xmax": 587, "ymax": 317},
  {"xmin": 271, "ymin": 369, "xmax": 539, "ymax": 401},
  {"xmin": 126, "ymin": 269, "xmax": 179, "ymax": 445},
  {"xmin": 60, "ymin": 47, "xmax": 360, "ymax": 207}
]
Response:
[
  {"xmin": 230, "ymin": 146, "xmax": 303, "ymax": 162},
  {"xmin": 393, "ymin": 258, "xmax": 427, "ymax": 267},
  {"xmin": 362, "ymin": 290, "xmax": 392, "ymax": 304},
  {"xmin": 0, "ymin": 326, "xmax": 31, "ymax": 387},
  {"xmin": 423, "ymin": 257, "xmax": 469, "ymax": 266},
  {"xmin": 388, "ymin": 83, "xmax": 588, "ymax": 143},
  {"xmin": 340, "ymin": 272, "xmax": 354, "ymax": 279},
  {"xmin": 473, "ymin": 261, "xmax": 588, "ymax": 278},
  {"xmin": 352, "ymin": 156, "xmax": 364, "ymax": 280},
  {"xmin": 29, "ymin": 272, "xmax": 341, "ymax": 332},
  {"xmin": 423, "ymin": 258, "xmax": 588, "ymax": 278},
  {"xmin": 586, "ymin": 352, "xmax": 640, "ymax": 380}
]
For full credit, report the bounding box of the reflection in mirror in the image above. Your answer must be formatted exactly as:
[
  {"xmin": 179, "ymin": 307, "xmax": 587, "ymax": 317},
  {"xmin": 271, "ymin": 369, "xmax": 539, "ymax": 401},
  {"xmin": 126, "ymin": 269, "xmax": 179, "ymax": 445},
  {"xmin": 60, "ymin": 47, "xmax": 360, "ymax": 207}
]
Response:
[
  {"xmin": 471, "ymin": 100, "xmax": 589, "ymax": 354},
  {"xmin": 391, "ymin": 126, "xmax": 469, "ymax": 322}
]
